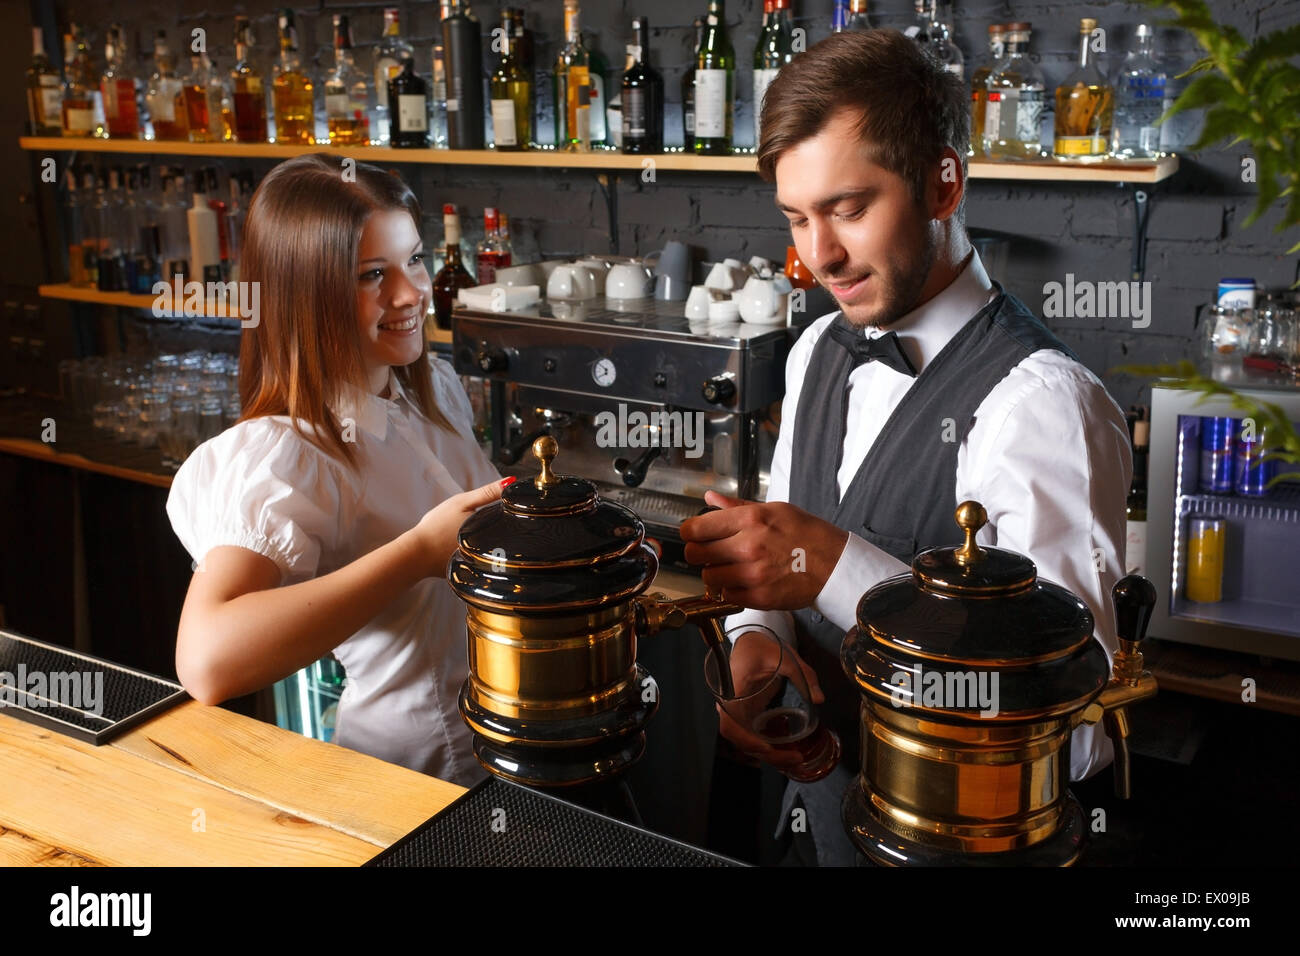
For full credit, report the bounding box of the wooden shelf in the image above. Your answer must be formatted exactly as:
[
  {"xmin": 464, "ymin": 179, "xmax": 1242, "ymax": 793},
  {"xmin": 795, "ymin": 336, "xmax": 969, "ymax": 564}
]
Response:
[
  {"xmin": 0, "ymin": 435, "xmax": 172, "ymax": 488},
  {"xmin": 20, "ymin": 136, "xmax": 1179, "ymax": 182},
  {"xmin": 37, "ymin": 284, "xmax": 454, "ymax": 344}
]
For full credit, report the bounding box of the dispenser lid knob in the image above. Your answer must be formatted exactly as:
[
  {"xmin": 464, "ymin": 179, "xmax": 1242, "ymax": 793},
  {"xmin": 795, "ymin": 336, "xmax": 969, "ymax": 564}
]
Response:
[
  {"xmin": 533, "ymin": 435, "xmax": 561, "ymax": 490},
  {"xmin": 954, "ymin": 500, "xmax": 988, "ymax": 567}
]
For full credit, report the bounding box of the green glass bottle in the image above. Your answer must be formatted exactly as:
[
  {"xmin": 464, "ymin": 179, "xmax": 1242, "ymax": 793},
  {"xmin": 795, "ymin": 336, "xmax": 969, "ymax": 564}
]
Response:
[
  {"xmin": 490, "ymin": 9, "xmax": 531, "ymax": 149},
  {"xmin": 694, "ymin": 0, "xmax": 734, "ymax": 155}
]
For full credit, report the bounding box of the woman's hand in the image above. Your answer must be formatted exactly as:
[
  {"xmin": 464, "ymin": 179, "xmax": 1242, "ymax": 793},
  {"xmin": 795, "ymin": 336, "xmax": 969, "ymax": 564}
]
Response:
[{"xmin": 410, "ymin": 477, "xmax": 514, "ymax": 578}]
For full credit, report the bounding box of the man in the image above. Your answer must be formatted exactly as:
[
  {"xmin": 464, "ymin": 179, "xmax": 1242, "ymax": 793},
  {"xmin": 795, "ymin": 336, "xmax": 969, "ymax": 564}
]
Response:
[{"xmin": 678, "ymin": 30, "xmax": 1132, "ymax": 866}]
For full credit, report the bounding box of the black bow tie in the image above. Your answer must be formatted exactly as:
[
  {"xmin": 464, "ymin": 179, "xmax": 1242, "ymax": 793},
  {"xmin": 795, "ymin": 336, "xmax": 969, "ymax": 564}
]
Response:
[{"xmin": 825, "ymin": 318, "xmax": 918, "ymax": 378}]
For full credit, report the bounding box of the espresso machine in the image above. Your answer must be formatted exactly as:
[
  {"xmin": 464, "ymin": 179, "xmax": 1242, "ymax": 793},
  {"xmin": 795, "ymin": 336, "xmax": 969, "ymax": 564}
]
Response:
[{"xmin": 451, "ymin": 297, "xmax": 791, "ymax": 564}]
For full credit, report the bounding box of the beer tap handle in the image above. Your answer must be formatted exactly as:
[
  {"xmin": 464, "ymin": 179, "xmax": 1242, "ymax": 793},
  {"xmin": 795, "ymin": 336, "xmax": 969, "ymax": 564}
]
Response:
[{"xmin": 1104, "ymin": 574, "xmax": 1159, "ymax": 800}]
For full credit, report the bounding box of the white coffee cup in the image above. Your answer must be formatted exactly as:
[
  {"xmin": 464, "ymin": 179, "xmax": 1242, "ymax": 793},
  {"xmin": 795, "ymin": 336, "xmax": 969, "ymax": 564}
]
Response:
[
  {"xmin": 705, "ymin": 261, "xmax": 739, "ymax": 293},
  {"xmin": 495, "ymin": 263, "xmax": 544, "ymax": 287},
  {"xmin": 576, "ymin": 258, "xmax": 613, "ymax": 294},
  {"xmin": 537, "ymin": 259, "xmax": 571, "ymax": 279},
  {"xmin": 685, "ymin": 285, "xmax": 713, "ymax": 319},
  {"xmin": 547, "ymin": 264, "xmax": 597, "ymax": 300},
  {"xmin": 606, "ymin": 262, "xmax": 654, "ymax": 299}
]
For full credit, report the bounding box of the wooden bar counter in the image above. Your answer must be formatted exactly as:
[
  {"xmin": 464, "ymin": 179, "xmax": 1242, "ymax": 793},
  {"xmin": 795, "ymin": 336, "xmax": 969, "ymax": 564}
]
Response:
[{"xmin": 0, "ymin": 700, "xmax": 465, "ymax": 867}]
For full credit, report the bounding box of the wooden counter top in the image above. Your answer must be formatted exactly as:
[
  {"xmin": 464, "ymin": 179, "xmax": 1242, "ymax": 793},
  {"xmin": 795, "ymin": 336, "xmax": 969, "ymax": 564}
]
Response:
[{"xmin": 0, "ymin": 700, "xmax": 464, "ymax": 867}]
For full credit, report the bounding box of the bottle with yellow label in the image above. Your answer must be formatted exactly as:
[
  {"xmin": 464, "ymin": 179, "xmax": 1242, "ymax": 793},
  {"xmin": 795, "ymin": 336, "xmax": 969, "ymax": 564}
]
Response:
[{"xmin": 1054, "ymin": 18, "xmax": 1114, "ymax": 160}]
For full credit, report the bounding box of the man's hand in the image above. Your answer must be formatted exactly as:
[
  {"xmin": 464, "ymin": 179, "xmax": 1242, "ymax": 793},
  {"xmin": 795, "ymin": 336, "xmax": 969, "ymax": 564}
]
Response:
[
  {"xmin": 713, "ymin": 630, "xmax": 825, "ymax": 772},
  {"xmin": 678, "ymin": 491, "xmax": 849, "ymax": 611}
]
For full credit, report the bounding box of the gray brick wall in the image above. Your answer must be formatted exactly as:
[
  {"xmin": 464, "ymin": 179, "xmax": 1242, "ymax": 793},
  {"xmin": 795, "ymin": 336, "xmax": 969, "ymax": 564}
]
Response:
[{"xmin": 5, "ymin": 0, "xmax": 1298, "ymax": 411}]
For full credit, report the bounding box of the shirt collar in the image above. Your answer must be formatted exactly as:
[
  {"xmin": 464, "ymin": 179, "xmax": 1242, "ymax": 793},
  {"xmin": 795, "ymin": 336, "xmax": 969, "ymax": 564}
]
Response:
[
  {"xmin": 862, "ymin": 248, "xmax": 996, "ymax": 374},
  {"xmin": 328, "ymin": 367, "xmax": 406, "ymax": 441}
]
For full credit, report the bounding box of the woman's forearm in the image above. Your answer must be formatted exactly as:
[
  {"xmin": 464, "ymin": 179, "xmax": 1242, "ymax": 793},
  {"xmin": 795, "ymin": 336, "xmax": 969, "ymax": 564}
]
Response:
[{"xmin": 178, "ymin": 529, "xmax": 430, "ymax": 702}]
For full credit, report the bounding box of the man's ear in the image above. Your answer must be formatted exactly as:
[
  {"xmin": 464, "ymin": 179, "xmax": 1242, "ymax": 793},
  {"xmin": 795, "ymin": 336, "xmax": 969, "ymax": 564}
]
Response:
[{"xmin": 928, "ymin": 146, "xmax": 965, "ymax": 222}]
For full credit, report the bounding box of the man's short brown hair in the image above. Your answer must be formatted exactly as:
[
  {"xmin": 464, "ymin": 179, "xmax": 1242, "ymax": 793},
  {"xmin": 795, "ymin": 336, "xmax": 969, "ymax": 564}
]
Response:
[{"xmin": 756, "ymin": 29, "xmax": 969, "ymax": 208}]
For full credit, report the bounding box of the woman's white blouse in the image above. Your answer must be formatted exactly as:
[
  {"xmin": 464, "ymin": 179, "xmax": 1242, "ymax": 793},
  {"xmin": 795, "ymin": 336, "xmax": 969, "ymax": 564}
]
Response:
[{"xmin": 166, "ymin": 355, "xmax": 500, "ymax": 787}]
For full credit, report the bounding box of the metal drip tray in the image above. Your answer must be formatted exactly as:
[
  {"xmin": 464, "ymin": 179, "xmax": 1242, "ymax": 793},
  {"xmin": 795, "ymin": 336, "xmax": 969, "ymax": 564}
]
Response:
[
  {"xmin": 367, "ymin": 777, "xmax": 744, "ymax": 867},
  {"xmin": 0, "ymin": 629, "xmax": 187, "ymax": 744}
]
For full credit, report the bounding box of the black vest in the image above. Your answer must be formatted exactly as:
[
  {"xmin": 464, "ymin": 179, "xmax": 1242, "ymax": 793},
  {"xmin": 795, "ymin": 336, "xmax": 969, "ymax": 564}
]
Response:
[{"xmin": 780, "ymin": 289, "xmax": 1078, "ymax": 865}]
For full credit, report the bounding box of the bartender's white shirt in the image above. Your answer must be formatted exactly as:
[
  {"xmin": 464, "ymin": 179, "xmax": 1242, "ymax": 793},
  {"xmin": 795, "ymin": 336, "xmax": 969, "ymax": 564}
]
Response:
[
  {"xmin": 167, "ymin": 354, "xmax": 500, "ymax": 787},
  {"xmin": 727, "ymin": 250, "xmax": 1132, "ymax": 780}
]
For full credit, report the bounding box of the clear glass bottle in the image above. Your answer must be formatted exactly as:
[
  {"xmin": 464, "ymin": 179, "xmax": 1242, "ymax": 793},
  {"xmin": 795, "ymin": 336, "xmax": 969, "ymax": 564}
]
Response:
[
  {"xmin": 272, "ymin": 9, "xmax": 315, "ymax": 145},
  {"xmin": 61, "ymin": 27, "xmax": 97, "ymax": 138},
  {"xmin": 831, "ymin": 0, "xmax": 848, "ymax": 32},
  {"xmin": 373, "ymin": 7, "xmax": 413, "ymax": 146},
  {"xmin": 183, "ymin": 51, "xmax": 226, "ymax": 143},
  {"xmin": 431, "ymin": 43, "xmax": 450, "ymax": 148},
  {"xmin": 694, "ymin": 0, "xmax": 735, "ymax": 155},
  {"xmin": 230, "ymin": 17, "xmax": 267, "ymax": 143},
  {"xmin": 844, "ymin": 0, "xmax": 872, "ymax": 31},
  {"xmin": 1054, "ymin": 17, "xmax": 1114, "ymax": 160},
  {"xmin": 968, "ymin": 24, "xmax": 1006, "ymax": 158},
  {"xmin": 909, "ymin": 1, "xmax": 963, "ymax": 79},
  {"xmin": 555, "ymin": 0, "xmax": 591, "ymax": 151},
  {"xmin": 1113, "ymin": 24, "xmax": 1166, "ymax": 159},
  {"xmin": 147, "ymin": 31, "xmax": 188, "ymax": 141},
  {"xmin": 983, "ymin": 22, "xmax": 1046, "ymax": 161},
  {"xmin": 325, "ymin": 14, "xmax": 372, "ymax": 146},
  {"xmin": 490, "ymin": 9, "xmax": 531, "ymax": 150},
  {"xmin": 64, "ymin": 167, "xmax": 91, "ymax": 286},
  {"xmin": 27, "ymin": 27, "xmax": 62, "ymax": 135},
  {"xmin": 79, "ymin": 167, "xmax": 100, "ymax": 286},
  {"xmin": 100, "ymin": 25, "xmax": 140, "ymax": 138},
  {"xmin": 583, "ymin": 29, "xmax": 610, "ymax": 147}
]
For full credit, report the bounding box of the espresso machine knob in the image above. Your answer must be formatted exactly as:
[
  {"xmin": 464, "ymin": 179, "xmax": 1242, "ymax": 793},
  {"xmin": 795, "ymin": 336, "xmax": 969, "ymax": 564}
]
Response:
[
  {"xmin": 701, "ymin": 375, "xmax": 736, "ymax": 405},
  {"xmin": 476, "ymin": 347, "xmax": 508, "ymax": 373}
]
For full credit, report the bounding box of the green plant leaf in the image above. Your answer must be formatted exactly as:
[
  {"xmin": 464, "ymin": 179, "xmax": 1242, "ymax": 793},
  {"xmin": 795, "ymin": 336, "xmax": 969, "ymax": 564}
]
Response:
[{"xmin": 1163, "ymin": 73, "xmax": 1234, "ymax": 118}]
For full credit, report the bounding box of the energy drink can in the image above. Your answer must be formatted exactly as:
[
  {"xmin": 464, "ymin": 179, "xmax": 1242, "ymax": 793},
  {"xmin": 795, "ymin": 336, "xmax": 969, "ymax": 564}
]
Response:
[
  {"xmin": 1186, "ymin": 515, "xmax": 1226, "ymax": 603},
  {"xmin": 1234, "ymin": 420, "xmax": 1277, "ymax": 497},
  {"xmin": 1198, "ymin": 416, "xmax": 1236, "ymax": 493}
]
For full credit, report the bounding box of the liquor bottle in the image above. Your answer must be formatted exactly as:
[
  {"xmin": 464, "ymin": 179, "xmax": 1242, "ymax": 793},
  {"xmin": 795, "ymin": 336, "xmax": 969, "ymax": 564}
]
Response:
[
  {"xmin": 433, "ymin": 205, "xmax": 476, "ymax": 329},
  {"xmin": 983, "ymin": 22, "xmax": 1046, "ymax": 161},
  {"xmin": 231, "ymin": 17, "xmax": 267, "ymax": 143},
  {"xmin": 183, "ymin": 51, "xmax": 225, "ymax": 143},
  {"xmin": 843, "ymin": 0, "xmax": 872, "ymax": 31},
  {"xmin": 968, "ymin": 24, "xmax": 1006, "ymax": 157},
  {"xmin": 100, "ymin": 25, "xmax": 140, "ymax": 138},
  {"xmin": 431, "ymin": 43, "xmax": 450, "ymax": 148},
  {"xmin": 324, "ymin": 14, "xmax": 372, "ymax": 146},
  {"xmin": 272, "ymin": 9, "xmax": 315, "ymax": 145},
  {"xmin": 26, "ymin": 28, "xmax": 62, "ymax": 135},
  {"xmin": 95, "ymin": 168, "xmax": 128, "ymax": 291},
  {"xmin": 682, "ymin": 17, "xmax": 703, "ymax": 150},
  {"xmin": 374, "ymin": 8, "xmax": 413, "ymax": 146},
  {"xmin": 621, "ymin": 16, "xmax": 663, "ymax": 154},
  {"xmin": 909, "ymin": 1, "xmax": 963, "ymax": 79},
  {"xmin": 1113, "ymin": 24, "xmax": 1166, "ymax": 159},
  {"xmin": 147, "ymin": 32, "xmax": 188, "ymax": 141},
  {"xmin": 694, "ymin": 0, "xmax": 735, "ymax": 155},
  {"xmin": 1054, "ymin": 17, "xmax": 1113, "ymax": 160},
  {"xmin": 78, "ymin": 167, "xmax": 100, "ymax": 286},
  {"xmin": 188, "ymin": 168, "xmax": 221, "ymax": 283},
  {"xmin": 200, "ymin": 167, "xmax": 230, "ymax": 275},
  {"xmin": 584, "ymin": 30, "xmax": 610, "ymax": 147},
  {"xmin": 498, "ymin": 212, "xmax": 515, "ymax": 263},
  {"xmin": 554, "ymin": 0, "xmax": 591, "ymax": 151},
  {"xmin": 132, "ymin": 163, "xmax": 161, "ymax": 292},
  {"xmin": 754, "ymin": 0, "xmax": 793, "ymax": 147},
  {"xmin": 490, "ymin": 10, "xmax": 531, "ymax": 150},
  {"xmin": 1125, "ymin": 410, "xmax": 1149, "ymax": 575},
  {"xmin": 159, "ymin": 170, "xmax": 189, "ymax": 280},
  {"xmin": 389, "ymin": 56, "xmax": 429, "ymax": 148},
  {"xmin": 509, "ymin": 9, "xmax": 536, "ymax": 146},
  {"xmin": 475, "ymin": 208, "xmax": 511, "ymax": 283},
  {"xmin": 61, "ymin": 31, "xmax": 95, "ymax": 138},
  {"xmin": 444, "ymin": 0, "xmax": 485, "ymax": 149},
  {"xmin": 831, "ymin": 0, "xmax": 848, "ymax": 32},
  {"xmin": 65, "ymin": 168, "xmax": 91, "ymax": 286}
]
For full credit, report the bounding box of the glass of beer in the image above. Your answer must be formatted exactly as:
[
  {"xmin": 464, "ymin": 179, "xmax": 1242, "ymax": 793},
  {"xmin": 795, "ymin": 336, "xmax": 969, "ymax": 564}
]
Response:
[{"xmin": 703, "ymin": 625, "xmax": 840, "ymax": 783}]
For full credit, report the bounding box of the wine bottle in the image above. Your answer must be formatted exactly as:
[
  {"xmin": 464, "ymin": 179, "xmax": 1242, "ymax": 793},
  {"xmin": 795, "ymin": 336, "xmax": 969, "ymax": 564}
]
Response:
[
  {"xmin": 389, "ymin": 56, "xmax": 429, "ymax": 148},
  {"xmin": 26, "ymin": 28, "xmax": 62, "ymax": 135},
  {"xmin": 694, "ymin": 0, "xmax": 735, "ymax": 155},
  {"xmin": 433, "ymin": 205, "xmax": 476, "ymax": 329},
  {"xmin": 490, "ymin": 9, "xmax": 531, "ymax": 149},
  {"xmin": 621, "ymin": 17, "xmax": 663, "ymax": 153}
]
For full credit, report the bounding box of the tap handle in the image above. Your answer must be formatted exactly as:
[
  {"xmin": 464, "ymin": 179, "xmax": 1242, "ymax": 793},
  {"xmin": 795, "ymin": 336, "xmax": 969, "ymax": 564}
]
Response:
[{"xmin": 1112, "ymin": 574, "xmax": 1156, "ymax": 647}]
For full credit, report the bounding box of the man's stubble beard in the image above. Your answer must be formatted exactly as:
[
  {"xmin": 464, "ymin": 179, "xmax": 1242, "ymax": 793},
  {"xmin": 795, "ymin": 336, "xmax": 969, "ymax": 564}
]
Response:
[{"xmin": 841, "ymin": 220, "xmax": 940, "ymax": 331}]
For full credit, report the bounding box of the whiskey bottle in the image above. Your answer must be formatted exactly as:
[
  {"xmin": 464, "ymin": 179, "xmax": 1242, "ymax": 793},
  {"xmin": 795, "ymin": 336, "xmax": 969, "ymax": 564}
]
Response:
[
  {"xmin": 374, "ymin": 8, "xmax": 413, "ymax": 146},
  {"xmin": 184, "ymin": 51, "xmax": 226, "ymax": 143},
  {"xmin": 146, "ymin": 32, "xmax": 188, "ymax": 141},
  {"xmin": 1053, "ymin": 17, "xmax": 1114, "ymax": 160},
  {"xmin": 968, "ymin": 24, "xmax": 1006, "ymax": 158},
  {"xmin": 433, "ymin": 205, "xmax": 476, "ymax": 329},
  {"xmin": 230, "ymin": 17, "xmax": 268, "ymax": 143},
  {"xmin": 100, "ymin": 25, "xmax": 140, "ymax": 139},
  {"xmin": 272, "ymin": 8, "xmax": 315, "ymax": 145},
  {"xmin": 554, "ymin": 0, "xmax": 591, "ymax": 151}
]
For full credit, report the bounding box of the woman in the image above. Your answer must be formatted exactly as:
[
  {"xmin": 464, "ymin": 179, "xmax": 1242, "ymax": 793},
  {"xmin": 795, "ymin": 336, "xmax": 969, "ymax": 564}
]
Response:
[{"xmin": 167, "ymin": 153, "xmax": 505, "ymax": 786}]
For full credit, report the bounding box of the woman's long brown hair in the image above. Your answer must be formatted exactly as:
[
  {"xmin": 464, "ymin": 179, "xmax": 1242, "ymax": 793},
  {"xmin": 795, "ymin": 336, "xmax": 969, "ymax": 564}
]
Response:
[{"xmin": 238, "ymin": 152, "xmax": 454, "ymax": 468}]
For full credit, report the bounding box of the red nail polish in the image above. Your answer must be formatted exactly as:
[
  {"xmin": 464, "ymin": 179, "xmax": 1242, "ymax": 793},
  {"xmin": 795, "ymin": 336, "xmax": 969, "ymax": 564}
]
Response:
[{"xmin": 501, "ymin": 476, "xmax": 517, "ymax": 487}]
